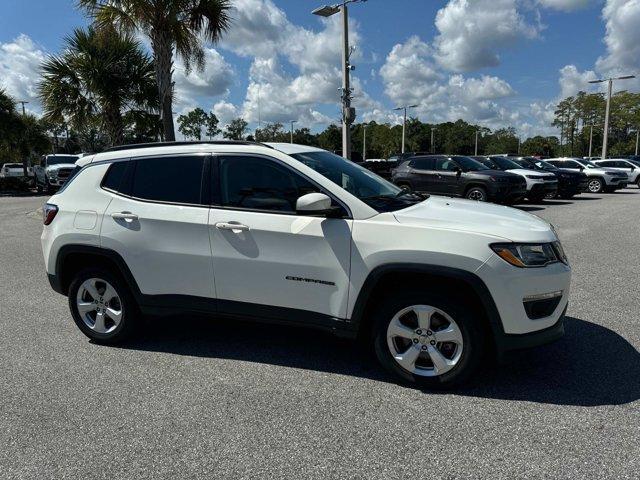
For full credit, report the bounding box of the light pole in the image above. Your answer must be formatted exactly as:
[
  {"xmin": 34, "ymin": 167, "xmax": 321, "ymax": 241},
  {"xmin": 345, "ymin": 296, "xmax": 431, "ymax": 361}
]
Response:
[
  {"xmin": 635, "ymin": 129, "xmax": 639, "ymax": 156},
  {"xmin": 290, "ymin": 120, "xmax": 297, "ymax": 144},
  {"xmin": 313, "ymin": 1, "xmax": 367, "ymax": 160},
  {"xmin": 588, "ymin": 124, "xmax": 595, "ymax": 158},
  {"xmin": 362, "ymin": 124, "xmax": 367, "ymax": 161},
  {"xmin": 393, "ymin": 104, "xmax": 418, "ymax": 154},
  {"xmin": 474, "ymin": 129, "xmax": 479, "ymax": 156},
  {"xmin": 431, "ymin": 128, "xmax": 435, "ymax": 154},
  {"xmin": 589, "ymin": 75, "xmax": 635, "ymax": 159}
]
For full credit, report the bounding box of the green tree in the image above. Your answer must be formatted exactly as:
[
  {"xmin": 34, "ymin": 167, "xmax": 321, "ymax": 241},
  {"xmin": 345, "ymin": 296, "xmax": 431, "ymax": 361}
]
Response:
[
  {"xmin": 39, "ymin": 26, "xmax": 157, "ymax": 146},
  {"xmin": 521, "ymin": 136, "xmax": 559, "ymax": 157},
  {"xmin": 255, "ymin": 122, "xmax": 288, "ymax": 142},
  {"xmin": 485, "ymin": 127, "xmax": 519, "ymax": 155},
  {"xmin": 223, "ymin": 118, "xmax": 248, "ymax": 140},
  {"xmin": 317, "ymin": 124, "xmax": 342, "ymax": 152},
  {"xmin": 81, "ymin": 0, "xmax": 232, "ymax": 142},
  {"xmin": 205, "ymin": 112, "xmax": 221, "ymax": 139},
  {"xmin": 177, "ymin": 107, "xmax": 209, "ymax": 140}
]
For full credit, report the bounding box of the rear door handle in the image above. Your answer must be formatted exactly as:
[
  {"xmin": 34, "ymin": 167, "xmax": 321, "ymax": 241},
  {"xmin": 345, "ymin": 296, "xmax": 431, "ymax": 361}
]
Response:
[
  {"xmin": 215, "ymin": 222, "xmax": 250, "ymax": 232},
  {"xmin": 112, "ymin": 212, "xmax": 138, "ymax": 221}
]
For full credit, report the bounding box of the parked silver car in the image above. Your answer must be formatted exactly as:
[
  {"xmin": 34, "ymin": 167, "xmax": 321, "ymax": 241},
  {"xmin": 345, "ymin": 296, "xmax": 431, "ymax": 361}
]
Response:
[
  {"xmin": 593, "ymin": 159, "xmax": 640, "ymax": 187},
  {"xmin": 546, "ymin": 158, "xmax": 628, "ymax": 193}
]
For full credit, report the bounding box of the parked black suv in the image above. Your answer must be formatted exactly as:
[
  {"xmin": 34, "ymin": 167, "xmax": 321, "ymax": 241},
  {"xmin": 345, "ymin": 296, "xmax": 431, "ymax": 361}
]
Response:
[
  {"xmin": 391, "ymin": 155, "xmax": 527, "ymax": 203},
  {"xmin": 510, "ymin": 157, "xmax": 588, "ymax": 199}
]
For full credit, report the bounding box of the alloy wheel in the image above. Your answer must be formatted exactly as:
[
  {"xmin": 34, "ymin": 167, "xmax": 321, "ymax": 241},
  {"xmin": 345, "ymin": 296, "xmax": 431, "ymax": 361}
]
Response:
[
  {"xmin": 76, "ymin": 278, "xmax": 123, "ymax": 334},
  {"xmin": 467, "ymin": 189, "xmax": 486, "ymax": 201},
  {"xmin": 588, "ymin": 179, "xmax": 602, "ymax": 193},
  {"xmin": 386, "ymin": 305, "xmax": 464, "ymax": 377}
]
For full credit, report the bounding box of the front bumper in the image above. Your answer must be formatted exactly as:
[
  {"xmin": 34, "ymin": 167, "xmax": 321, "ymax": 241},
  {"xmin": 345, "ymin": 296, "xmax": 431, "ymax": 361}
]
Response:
[
  {"xmin": 495, "ymin": 304, "xmax": 566, "ymax": 353},
  {"xmin": 603, "ymin": 175, "xmax": 628, "ymax": 187},
  {"xmin": 528, "ymin": 181, "xmax": 558, "ymax": 197},
  {"xmin": 487, "ymin": 182, "xmax": 527, "ymax": 202}
]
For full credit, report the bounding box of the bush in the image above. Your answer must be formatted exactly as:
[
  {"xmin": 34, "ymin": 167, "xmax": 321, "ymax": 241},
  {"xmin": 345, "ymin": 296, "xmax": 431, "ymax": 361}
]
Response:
[{"xmin": 0, "ymin": 176, "xmax": 31, "ymax": 192}]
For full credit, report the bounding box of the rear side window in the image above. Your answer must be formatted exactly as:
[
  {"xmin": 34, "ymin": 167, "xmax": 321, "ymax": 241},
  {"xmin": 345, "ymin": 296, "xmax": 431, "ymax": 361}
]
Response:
[
  {"xmin": 410, "ymin": 157, "xmax": 435, "ymax": 170},
  {"xmin": 102, "ymin": 162, "xmax": 128, "ymax": 192},
  {"xmin": 131, "ymin": 155, "xmax": 205, "ymax": 205}
]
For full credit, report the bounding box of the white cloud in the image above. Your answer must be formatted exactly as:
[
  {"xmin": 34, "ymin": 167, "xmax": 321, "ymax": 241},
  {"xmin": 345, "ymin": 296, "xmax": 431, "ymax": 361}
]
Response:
[
  {"xmin": 538, "ymin": 0, "xmax": 592, "ymax": 11},
  {"xmin": 596, "ymin": 0, "xmax": 640, "ymax": 80},
  {"xmin": 173, "ymin": 47, "xmax": 234, "ymax": 109},
  {"xmin": 434, "ymin": 0, "xmax": 541, "ymax": 72},
  {"xmin": 558, "ymin": 65, "xmax": 597, "ymax": 98},
  {"xmin": 212, "ymin": 100, "xmax": 238, "ymax": 127},
  {"xmin": 0, "ymin": 34, "xmax": 47, "ymax": 113}
]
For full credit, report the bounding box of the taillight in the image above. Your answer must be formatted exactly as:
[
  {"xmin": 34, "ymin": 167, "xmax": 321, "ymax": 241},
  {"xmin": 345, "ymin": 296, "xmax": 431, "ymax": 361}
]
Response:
[{"xmin": 43, "ymin": 203, "xmax": 58, "ymax": 225}]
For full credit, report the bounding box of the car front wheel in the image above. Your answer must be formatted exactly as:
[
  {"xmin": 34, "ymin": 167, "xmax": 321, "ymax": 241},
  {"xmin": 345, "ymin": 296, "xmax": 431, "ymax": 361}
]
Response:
[
  {"xmin": 372, "ymin": 289, "xmax": 485, "ymax": 389},
  {"xmin": 465, "ymin": 186, "xmax": 487, "ymax": 202},
  {"xmin": 587, "ymin": 178, "xmax": 604, "ymax": 193},
  {"xmin": 68, "ymin": 268, "xmax": 138, "ymax": 344}
]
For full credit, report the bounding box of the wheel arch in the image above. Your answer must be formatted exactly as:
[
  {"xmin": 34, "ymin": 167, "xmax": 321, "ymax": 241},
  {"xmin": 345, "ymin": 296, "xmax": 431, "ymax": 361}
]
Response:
[
  {"xmin": 54, "ymin": 245, "xmax": 141, "ymax": 300},
  {"xmin": 463, "ymin": 182, "xmax": 487, "ymax": 196},
  {"xmin": 350, "ymin": 264, "xmax": 503, "ymax": 350}
]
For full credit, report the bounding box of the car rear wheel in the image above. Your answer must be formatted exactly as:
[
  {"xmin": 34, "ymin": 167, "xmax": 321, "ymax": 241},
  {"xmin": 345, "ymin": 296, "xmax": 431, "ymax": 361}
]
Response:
[
  {"xmin": 372, "ymin": 289, "xmax": 485, "ymax": 389},
  {"xmin": 68, "ymin": 268, "xmax": 139, "ymax": 344},
  {"xmin": 587, "ymin": 178, "xmax": 604, "ymax": 193},
  {"xmin": 465, "ymin": 186, "xmax": 487, "ymax": 202}
]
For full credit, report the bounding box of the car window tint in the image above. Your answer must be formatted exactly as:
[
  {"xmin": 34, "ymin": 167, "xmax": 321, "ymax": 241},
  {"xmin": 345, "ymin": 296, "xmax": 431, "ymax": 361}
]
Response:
[
  {"xmin": 102, "ymin": 162, "xmax": 128, "ymax": 192},
  {"xmin": 219, "ymin": 156, "xmax": 318, "ymax": 212},
  {"xmin": 410, "ymin": 157, "xmax": 435, "ymax": 170},
  {"xmin": 433, "ymin": 158, "xmax": 457, "ymax": 171},
  {"xmin": 131, "ymin": 155, "xmax": 205, "ymax": 205}
]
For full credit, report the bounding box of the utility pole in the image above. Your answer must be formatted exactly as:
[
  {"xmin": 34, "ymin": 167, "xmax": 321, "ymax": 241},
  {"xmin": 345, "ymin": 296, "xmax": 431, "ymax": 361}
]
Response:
[
  {"xmin": 393, "ymin": 104, "xmax": 418, "ymax": 154},
  {"xmin": 18, "ymin": 101, "xmax": 29, "ymax": 115},
  {"xmin": 589, "ymin": 75, "xmax": 635, "ymax": 159},
  {"xmin": 362, "ymin": 124, "xmax": 367, "ymax": 161},
  {"xmin": 290, "ymin": 120, "xmax": 297, "ymax": 144},
  {"xmin": 313, "ymin": 1, "xmax": 367, "ymax": 160}
]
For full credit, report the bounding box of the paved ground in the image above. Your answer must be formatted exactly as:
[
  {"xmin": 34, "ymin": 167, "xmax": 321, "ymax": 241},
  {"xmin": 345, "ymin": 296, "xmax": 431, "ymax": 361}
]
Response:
[{"xmin": 0, "ymin": 191, "xmax": 638, "ymax": 479}]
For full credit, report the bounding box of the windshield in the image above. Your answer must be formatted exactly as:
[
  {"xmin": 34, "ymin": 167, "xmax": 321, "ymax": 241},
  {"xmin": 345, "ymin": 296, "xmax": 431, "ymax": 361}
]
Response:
[
  {"xmin": 511, "ymin": 157, "xmax": 536, "ymax": 169},
  {"xmin": 629, "ymin": 160, "xmax": 640, "ymax": 167},
  {"xmin": 491, "ymin": 156, "xmax": 523, "ymax": 170},
  {"xmin": 47, "ymin": 155, "xmax": 79, "ymax": 165},
  {"xmin": 451, "ymin": 156, "xmax": 489, "ymax": 171},
  {"xmin": 290, "ymin": 150, "xmax": 424, "ymax": 212}
]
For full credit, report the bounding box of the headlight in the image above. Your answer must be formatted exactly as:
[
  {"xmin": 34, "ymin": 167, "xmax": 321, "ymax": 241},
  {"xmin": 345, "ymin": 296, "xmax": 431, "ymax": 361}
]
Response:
[
  {"xmin": 48, "ymin": 170, "xmax": 58, "ymax": 178},
  {"xmin": 525, "ymin": 175, "xmax": 545, "ymax": 180},
  {"xmin": 491, "ymin": 243, "xmax": 564, "ymax": 268}
]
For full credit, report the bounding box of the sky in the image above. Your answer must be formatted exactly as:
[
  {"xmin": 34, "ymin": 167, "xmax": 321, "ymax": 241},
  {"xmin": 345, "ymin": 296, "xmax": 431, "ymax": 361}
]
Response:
[{"xmin": 1, "ymin": 0, "xmax": 639, "ymax": 138}]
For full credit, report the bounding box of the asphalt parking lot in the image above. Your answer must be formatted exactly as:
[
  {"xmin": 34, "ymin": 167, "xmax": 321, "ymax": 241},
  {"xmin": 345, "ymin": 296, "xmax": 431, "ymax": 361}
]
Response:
[{"xmin": 1, "ymin": 191, "xmax": 638, "ymax": 479}]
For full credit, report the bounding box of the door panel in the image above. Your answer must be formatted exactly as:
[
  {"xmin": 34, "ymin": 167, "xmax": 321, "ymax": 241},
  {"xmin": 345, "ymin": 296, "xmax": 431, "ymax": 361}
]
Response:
[
  {"xmin": 209, "ymin": 154, "xmax": 353, "ymax": 320},
  {"xmin": 209, "ymin": 209, "xmax": 352, "ymax": 319},
  {"xmin": 102, "ymin": 196, "xmax": 214, "ymax": 298}
]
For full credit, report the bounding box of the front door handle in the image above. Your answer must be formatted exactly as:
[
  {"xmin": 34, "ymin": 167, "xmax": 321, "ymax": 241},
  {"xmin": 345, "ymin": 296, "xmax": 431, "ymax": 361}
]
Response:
[
  {"xmin": 112, "ymin": 212, "xmax": 138, "ymax": 221},
  {"xmin": 215, "ymin": 222, "xmax": 250, "ymax": 232}
]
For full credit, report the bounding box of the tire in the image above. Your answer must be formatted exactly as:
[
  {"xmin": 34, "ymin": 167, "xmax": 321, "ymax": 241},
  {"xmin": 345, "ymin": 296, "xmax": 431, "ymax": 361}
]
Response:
[
  {"xmin": 371, "ymin": 289, "xmax": 485, "ymax": 389},
  {"xmin": 68, "ymin": 268, "xmax": 139, "ymax": 344},
  {"xmin": 587, "ymin": 178, "xmax": 604, "ymax": 193},
  {"xmin": 465, "ymin": 186, "xmax": 487, "ymax": 202},
  {"xmin": 396, "ymin": 182, "xmax": 412, "ymax": 191}
]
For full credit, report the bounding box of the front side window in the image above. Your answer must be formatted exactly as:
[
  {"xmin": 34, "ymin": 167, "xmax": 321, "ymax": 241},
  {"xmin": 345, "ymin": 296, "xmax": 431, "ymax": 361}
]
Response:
[
  {"xmin": 219, "ymin": 156, "xmax": 319, "ymax": 213},
  {"xmin": 491, "ymin": 157, "xmax": 523, "ymax": 170},
  {"xmin": 433, "ymin": 158, "xmax": 458, "ymax": 172},
  {"xmin": 131, "ymin": 155, "xmax": 205, "ymax": 205},
  {"xmin": 451, "ymin": 156, "xmax": 489, "ymax": 171}
]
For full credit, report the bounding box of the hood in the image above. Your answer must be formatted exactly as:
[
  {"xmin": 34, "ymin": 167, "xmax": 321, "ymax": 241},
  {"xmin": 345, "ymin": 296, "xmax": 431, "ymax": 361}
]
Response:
[
  {"xmin": 46, "ymin": 163, "xmax": 77, "ymax": 171},
  {"xmin": 471, "ymin": 169, "xmax": 523, "ymax": 180},
  {"xmin": 393, "ymin": 196, "xmax": 555, "ymax": 243},
  {"xmin": 505, "ymin": 168, "xmax": 556, "ymax": 178},
  {"xmin": 585, "ymin": 166, "xmax": 625, "ymax": 175},
  {"xmin": 556, "ymin": 168, "xmax": 585, "ymax": 177}
]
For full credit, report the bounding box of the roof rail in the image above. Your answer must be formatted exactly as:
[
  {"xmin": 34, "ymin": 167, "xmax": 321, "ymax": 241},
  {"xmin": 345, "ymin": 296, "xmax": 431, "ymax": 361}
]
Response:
[{"xmin": 104, "ymin": 140, "xmax": 274, "ymax": 153}]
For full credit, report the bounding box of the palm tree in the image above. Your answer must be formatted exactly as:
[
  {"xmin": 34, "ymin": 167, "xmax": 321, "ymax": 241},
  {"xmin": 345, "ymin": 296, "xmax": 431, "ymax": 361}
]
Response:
[
  {"xmin": 79, "ymin": 0, "xmax": 232, "ymax": 142},
  {"xmin": 39, "ymin": 26, "xmax": 157, "ymax": 146}
]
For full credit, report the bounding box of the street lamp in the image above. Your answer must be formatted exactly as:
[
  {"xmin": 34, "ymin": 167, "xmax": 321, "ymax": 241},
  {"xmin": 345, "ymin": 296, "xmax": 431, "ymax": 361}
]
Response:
[
  {"xmin": 474, "ymin": 129, "xmax": 480, "ymax": 156},
  {"xmin": 430, "ymin": 128, "xmax": 436, "ymax": 154},
  {"xmin": 393, "ymin": 104, "xmax": 418, "ymax": 154},
  {"xmin": 290, "ymin": 120, "xmax": 297, "ymax": 144},
  {"xmin": 588, "ymin": 75, "xmax": 636, "ymax": 159},
  {"xmin": 312, "ymin": 0, "xmax": 367, "ymax": 160}
]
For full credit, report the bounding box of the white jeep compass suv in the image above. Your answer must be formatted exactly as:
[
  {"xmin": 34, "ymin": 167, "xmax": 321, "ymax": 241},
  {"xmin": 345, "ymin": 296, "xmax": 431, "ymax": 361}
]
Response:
[{"xmin": 41, "ymin": 141, "xmax": 571, "ymax": 388}]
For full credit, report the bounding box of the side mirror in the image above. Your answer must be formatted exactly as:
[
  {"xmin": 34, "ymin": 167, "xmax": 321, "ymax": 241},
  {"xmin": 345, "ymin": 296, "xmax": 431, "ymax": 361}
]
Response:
[{"xmin": 296, "ymin": 193, "xmax": 341, "ymax": 217}]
